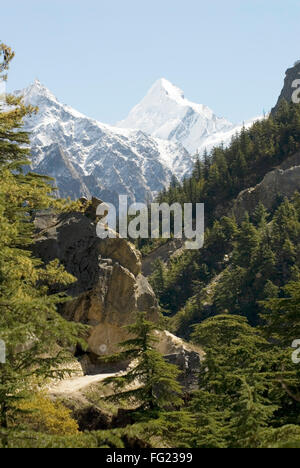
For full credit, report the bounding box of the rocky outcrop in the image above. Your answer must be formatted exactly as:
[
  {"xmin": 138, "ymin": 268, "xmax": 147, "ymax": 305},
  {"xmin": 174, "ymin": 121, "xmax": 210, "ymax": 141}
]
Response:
[
  {"xmin": 156, "ymin": 331, "xmax": 205, "ymax": 391},
  {"xmin": 232, "ymin": 152, "xmax": 300, "ymax": 223},
  {"xmin": 272, "ymin": 60, "xmax": 300, "ymax": 115},
  {"xmin": 34, "ymin": 209, "xmax": 204, "ymax": 391},
  {"xmin": 33, "ymin": 210, "xmax": 159, "ymax": 355}
]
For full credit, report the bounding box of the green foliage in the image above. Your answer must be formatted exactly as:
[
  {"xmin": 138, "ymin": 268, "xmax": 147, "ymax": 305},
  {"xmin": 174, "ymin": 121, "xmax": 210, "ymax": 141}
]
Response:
[
  {"xmin": 102, "ymin": 313, "xmax": 183, "ymax": 411},
  {"xmin": 262, "ymin": 280, "xmax": 300, "ymax": 346},
  {"xmin": 152, "ymin": 194, "xmax": 300, "ymax": 333},
  {"xmin": 143, "ymin": 411, "xmax": 196, "ymax": 448},
  {"xmin": 260, "ymin": 425, "xmax": 300, "ymax": 448},
  {"xmin": 0, "ymin": 44, "xmax": 14, "ymax": 82},
  {"xmin": 129, "ymin": 97, "xmax": 300, "ymax": 449},
  {"xmin": 0, "ymin": 417, "xmax": 197, "ymax": 448},
  {"xmin": 0, "ymin": 427, "xmax": 136, "ymax": 449},
  {"xmin": 2, "ymin": 40, "xmax": 300, "ymax": 448},
  {"xmin": 0, "ymin": 42, "xmax": 86, "ymax": 437},
  {"xmin": 190, "ymin": 315, "xmax": 278, "ymax": 448}
]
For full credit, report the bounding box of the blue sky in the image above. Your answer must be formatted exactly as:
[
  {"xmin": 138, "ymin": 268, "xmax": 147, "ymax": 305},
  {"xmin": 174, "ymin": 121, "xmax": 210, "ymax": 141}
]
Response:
[{"xmin": 2, "ymin": 0, "xmax": 300, "ymax": 124}]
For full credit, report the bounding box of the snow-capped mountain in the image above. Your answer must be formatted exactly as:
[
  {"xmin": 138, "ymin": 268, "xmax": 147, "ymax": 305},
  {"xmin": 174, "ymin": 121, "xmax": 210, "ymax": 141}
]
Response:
[
  {"xmin": 117, "ymin": 78, "xmax": 259, "ymax": 155},
  {"xmin": 18, "ymin": 80, "xmax": 192, "ymax": 203},
  {"xmin": 17, "ymin": 79, "xmax": 260, "ymax": 203}
]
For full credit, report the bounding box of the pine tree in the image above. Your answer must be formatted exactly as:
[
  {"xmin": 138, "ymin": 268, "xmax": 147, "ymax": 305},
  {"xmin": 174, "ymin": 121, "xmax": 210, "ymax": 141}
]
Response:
[
  {"xmin": 0, "ymin": 43, "xmax": 14, "ymax": 82},
  {"xmin": 261, "ymin": 280, "xmax": 300, "ymax": 347},
  {"xmin": 203, "ymin": 148, "xmax": 210, "ymax": 179},
  {"xmin": 192, "ymin": 156, "xmax": 204, "ymax": 182},
  {"xmin": 228, "ymin": 378, "xmax": 277, "ymax": 448},
  {"xmin": 252, "ymin": 202, "xmax": 269, "ymax": 228},
  {"xmin": 188, "ymin": 390, "xmax": 230, "ymax": 448},
  {"xmin": 232, "ymin": 213, "xmax": 260, "ymax": 268},
  {"xmin": 149, "ymin": 259, "xmax": 166, "ymax": 299},
  {"xmin": 262, "ymin": 280, "xmax": 279, "ymax": 300},
  {"xmin": 0, "ymin": 42, "xmax": 86, "ymax": 440},
  {"xmin": 102, "ymin": 313, "xmax": 183, "ymax": 411},
  {"xmin": 191, "ymin": 315, "xmax": 276, "ymax": 448}
]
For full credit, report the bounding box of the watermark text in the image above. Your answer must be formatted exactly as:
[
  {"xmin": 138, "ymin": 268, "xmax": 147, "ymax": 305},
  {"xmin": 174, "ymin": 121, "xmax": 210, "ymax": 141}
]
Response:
[{"xmin": 96, "ymin": 196, "xmax": 204, "ymax": 250}]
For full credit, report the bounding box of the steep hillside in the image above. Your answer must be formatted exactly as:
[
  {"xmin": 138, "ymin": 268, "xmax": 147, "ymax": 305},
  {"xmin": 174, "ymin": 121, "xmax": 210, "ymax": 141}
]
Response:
[{"xmin": 147, "ymin": 61, "xmax": 300, "ymax": 334}]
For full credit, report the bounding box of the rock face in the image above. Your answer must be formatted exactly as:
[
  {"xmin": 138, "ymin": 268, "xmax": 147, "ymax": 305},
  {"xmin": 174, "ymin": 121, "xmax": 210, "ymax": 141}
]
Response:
[
  {"xmin": 33, "ymin": 209, "xmax": 204, "ymax": 389},
  {"xmin": 33, "ymin": 210, "xmax": 159, "ymax": 355},
  {"xmin": 272, "ymin": 60, "xmax": 300, "ymax": 114},
  {"xmin": 232, "ymin": 152, "xmax": 300, "ymax": 222},
  {"xmin": 156, "ymin": 331, "xmax": 205, "ymax": 391}
]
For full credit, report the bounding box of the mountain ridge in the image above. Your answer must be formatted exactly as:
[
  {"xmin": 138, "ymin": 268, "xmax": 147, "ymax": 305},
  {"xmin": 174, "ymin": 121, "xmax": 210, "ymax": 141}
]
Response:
[
  {"xmin": 17, "ymin": 78, "xmax": 260, "ymax": 202},
  {"xmin": 18, "ymin": 80, "xmax": 192, "ymax": 203},
  {"xmin": 117, "ymin": 77, "xmax": 260, "ymax": 154}
]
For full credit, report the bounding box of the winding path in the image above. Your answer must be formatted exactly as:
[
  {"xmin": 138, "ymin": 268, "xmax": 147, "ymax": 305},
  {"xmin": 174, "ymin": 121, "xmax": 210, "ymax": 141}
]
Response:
[{"xmin": 48, "ymin": 373, "xmax": 117, "ymax": 395}]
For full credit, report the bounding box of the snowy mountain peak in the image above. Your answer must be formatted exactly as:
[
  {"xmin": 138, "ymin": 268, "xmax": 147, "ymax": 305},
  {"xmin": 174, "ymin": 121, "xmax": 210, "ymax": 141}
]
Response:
[
  {"xmin": 17, "ymin": 79, "xmax": 261, "ymax": 203},
  {"xmin": 117, "ymin": 78, "xmax": 234, "ymax": 154},
  {"xmin": 147, "ymin": 78, "xmax": 213, "ymax": 117},
  {"xmin": 18, "ymin": 81, "xmax": 192, "ymax": 204},
  {"xmin": 149, "ymin": 78, "xmax": 185, "ymax": 102},
  {"xmin": 18, "ymin": 80, "xmax": 59, "ymax": 107}
]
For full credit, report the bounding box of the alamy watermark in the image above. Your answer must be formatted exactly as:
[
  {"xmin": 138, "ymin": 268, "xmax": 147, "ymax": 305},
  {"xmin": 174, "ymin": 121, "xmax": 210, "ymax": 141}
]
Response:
[
  {"xmin": 292, "ymin": 71, "xmax": 300, "ymax": 104},
  {"xmin": 292, "ymin": 339, "xmax": 300, "ymax": 364},
  {"xmin": 96, "ymin": 196, "xmax": 204, "ymax": 250},
  {"xmin": 0, "ymin": 340, "xmax": 6, "ymax": 364}
]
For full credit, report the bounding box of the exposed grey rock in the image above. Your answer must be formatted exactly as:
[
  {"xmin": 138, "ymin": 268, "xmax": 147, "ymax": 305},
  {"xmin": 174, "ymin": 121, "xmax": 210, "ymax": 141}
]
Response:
[
  {"xmin": 58, "ymin": 394, "xmax": 113, "ymax": 431},
  {"xmin": 165, "ymin": 351, "xmax": 202, "ymax": 392},
  {"xmin": 156, "ymin": 330, "xmax": 205, "ymax": 392},
  {"xmin": 232, "ymin": 152, "xmax": 300, "ymax": 223},
  {"xmin": 33, "ymin": 211, "xmax": 204, "ymax": 390}
]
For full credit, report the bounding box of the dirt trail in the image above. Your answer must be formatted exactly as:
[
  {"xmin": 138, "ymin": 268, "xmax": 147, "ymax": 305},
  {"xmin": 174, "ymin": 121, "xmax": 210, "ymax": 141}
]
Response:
[{"xmin": 48, "ymin": 373, "xmax": 117, "ymax": 395}]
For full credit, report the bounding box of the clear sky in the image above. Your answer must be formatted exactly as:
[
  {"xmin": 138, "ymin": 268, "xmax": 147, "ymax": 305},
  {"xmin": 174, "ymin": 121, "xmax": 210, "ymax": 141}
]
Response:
[{"xmin": 2, "ymin": 0, "xmax": 300, "ymax": 125}]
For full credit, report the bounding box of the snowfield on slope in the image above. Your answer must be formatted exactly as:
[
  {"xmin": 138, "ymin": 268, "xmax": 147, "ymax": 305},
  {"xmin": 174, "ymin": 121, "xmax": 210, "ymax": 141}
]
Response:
[
  {"xmin": 117, "ymin": 77, "xmax": 261, "ymax": 155},
  {"xmin": 17, "ymin": 79, "xmax": 261, "ymax": 202},
  {"xmin": 18, "ymin": 80, "xmax": 192, "ymax": 202}
]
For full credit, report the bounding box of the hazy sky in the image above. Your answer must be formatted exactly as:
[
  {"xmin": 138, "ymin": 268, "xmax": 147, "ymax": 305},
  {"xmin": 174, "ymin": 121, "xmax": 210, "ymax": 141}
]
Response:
[{"xmin": 2, "ymin": 0, "xmax": 300, "ymax": 124}]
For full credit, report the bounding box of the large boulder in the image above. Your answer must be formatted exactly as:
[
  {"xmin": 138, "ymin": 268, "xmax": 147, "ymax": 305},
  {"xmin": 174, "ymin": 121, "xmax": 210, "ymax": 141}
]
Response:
[{"xmin": 33, "ymin": 210, "xmax": 159, "ymax": 355}]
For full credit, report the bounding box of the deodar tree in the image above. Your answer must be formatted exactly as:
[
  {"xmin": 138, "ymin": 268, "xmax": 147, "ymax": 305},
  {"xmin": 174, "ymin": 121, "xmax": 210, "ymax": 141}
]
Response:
[{"xmin": 0, "ymin": 42, "xmax": 85, "ymax": 442}]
